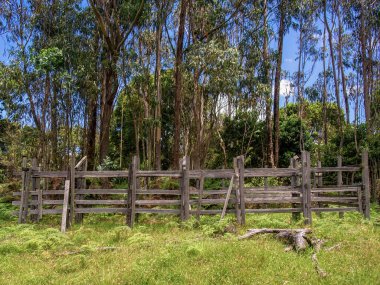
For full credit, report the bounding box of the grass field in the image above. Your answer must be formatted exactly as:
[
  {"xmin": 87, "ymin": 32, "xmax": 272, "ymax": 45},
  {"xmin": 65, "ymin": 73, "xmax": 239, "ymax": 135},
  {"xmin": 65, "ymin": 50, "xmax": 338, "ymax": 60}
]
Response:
[{"xmin": 0, "ymin": 201, "xmax": 379, "ymax": 285}]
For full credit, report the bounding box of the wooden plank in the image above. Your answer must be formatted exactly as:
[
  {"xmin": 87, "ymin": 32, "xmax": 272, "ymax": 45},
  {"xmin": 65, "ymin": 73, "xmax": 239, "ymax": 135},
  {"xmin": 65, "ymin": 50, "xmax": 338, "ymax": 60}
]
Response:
[
  {"xmin": 136, "ymin": 199, "xmax": 181, "ymax": 205},
  {"xmin": 244, "ymin": 186, "xmax": 297, "ymax": 192},
  {"xmin": 245, "ymin": 198, "xmax": 302, "ymax": 204},
  {"xmin": 61, "ymin": 180, "xmax": 70, "ymax": 233},
  {"xmin": 245, "ymin": 193, "xmax": 295, "ymax": 198},
  {"xmin": 362, "ymin": 151, "xmax": 370, "ymax": 219},
  {"xmin": 14, "ymin": 200, "xmax": 64, "ymax": 206},
  {"xmin": 311, "ymin": 166, "xmax": 361, "ymax": 173},
  {"xmin": 13, "ymin": 209, "xmax": 63, "ymax": 216},
  {"xmin": 192, "ymin": 189, "xmax": 229, "ymax": 195},
  {"xmin": 18, "ymin": 157, "xmax": 27, "ymax": 223},
  {"xmin": 245, "ymin": 208, "xmax": 302, "ymax": 213},
  {"xmin": 221, "ymin": 175, "xmax": 235, "ymax": 220},
  {"xmin": 137, "ymin": 170, "xmax": 181, "ymax": 178},
  {"xmin": 69, "ymin": 156, "xmax": 75, "ymax": 226},
  {"xmin": 74, "ymin": 156, "xmax": 87, "ymax": 169},
  {"xmin": 76, "ymin": 208, "xmax": 126, "ymax": 214},
  {"xmin": 311, "ymin": 207, "xmax": 359, "ymax": 212},
  {"xmin": 135, "ymin": 208, "xmax": 181, "ymax": 214},
  {"xmin": 31, "ymin": 171, "xmax": 68, "ymax": 178},
  {"xmin": 311, "ymin": 186, "xmax": 361, "ymax": 193},
  {"xmin": 189, "ymin": 170, "xmax": 235, "ymax": 179},
  {"xmin": 190, "ymin": 209, "xmax": 235, "ymax": 215},
  {"xmin": 244, "ymin": 168, "xmax": 298, "ymax": 177},
  {"xmin": 76, "ymin": 189, "xmax": 128, "ymax": 195},
  {"xmin": 75, "ymin": 171, "xmax": 129, "ymax": 178},
  {"xmin": 312, "ymin": 197, "xmax": 358, "ymax": 203},
  {"xmin": 136, "ymin": 189, "xmax": 180, "ymax": 195},
  {"xmin": 13, "ymin": 190, "xmax": 67, "ymax": 196},
  {"xmin": 75, "ymin": 200, "xmax": 129, "ymax": 205}
]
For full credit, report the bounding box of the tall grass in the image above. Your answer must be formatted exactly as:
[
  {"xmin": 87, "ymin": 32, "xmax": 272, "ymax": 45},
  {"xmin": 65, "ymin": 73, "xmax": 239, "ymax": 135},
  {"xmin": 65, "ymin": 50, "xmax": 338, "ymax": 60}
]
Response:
[{"xmin": 0, "ymin": 205, "xmax": 379, "ymax": 285}]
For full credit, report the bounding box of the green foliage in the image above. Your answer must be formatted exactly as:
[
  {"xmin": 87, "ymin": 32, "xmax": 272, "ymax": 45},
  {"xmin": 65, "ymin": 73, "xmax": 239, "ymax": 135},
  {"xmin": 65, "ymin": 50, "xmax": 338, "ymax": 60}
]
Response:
[{"xmin": 33, "ymin": 47, "xmax": 64, "ymax": 73}]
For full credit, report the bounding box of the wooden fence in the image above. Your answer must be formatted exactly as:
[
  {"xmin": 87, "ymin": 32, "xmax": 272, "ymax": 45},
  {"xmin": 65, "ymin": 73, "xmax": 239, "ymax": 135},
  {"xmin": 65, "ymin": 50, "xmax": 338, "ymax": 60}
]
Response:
[{"xmin": 12, "ymin": 151, "xmax": 371, "ymax": 232}]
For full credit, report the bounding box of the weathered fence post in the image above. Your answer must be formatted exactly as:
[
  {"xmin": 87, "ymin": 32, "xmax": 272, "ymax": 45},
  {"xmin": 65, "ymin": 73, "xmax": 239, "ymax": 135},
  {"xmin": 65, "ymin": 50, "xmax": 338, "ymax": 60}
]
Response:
[
  {"xmin": 362, "ymin": 150, "xmax": 370, "ymax": 219},
  {"xmin": 180, "ymin": 156, "xmax": 190, "ymax": 221},
  {"xmin": 301, "ymin": 151, "xmax": 312, "ymax": 225},
  {"xmin": 30, "ymin": 158, "xmax": 39, "ymax": 222},
  {"xmin": 61, "ymin": 180, "xmax": 70, "ymax": 233},
  {"xmin": 196, "ymin": 171, "xmax": 204, "ymax": 221},
  {"xmin": 127, "ymin": 156, "xmax": 138, "ymax": 227},
  {"xmin": 69, "ymin": 156, "xmax": 75, "ymax": 227},
  {"xmin": 290, "ymin": 157, "xmax": 300, "ymax": 221},
  {"xmin": 18, "ymin": 157, "xmax": 29, "ymax": 223},
  {"xmin": 233, "ymin": 157, "xmax": 241, "ymax": 224},
  {"xmin": 337, "ymin": 156, "xmax": 344, "ymax": 218},
  {"xmin": 237, "ymin": 156, "xmax": 246, "ymax": 225}
]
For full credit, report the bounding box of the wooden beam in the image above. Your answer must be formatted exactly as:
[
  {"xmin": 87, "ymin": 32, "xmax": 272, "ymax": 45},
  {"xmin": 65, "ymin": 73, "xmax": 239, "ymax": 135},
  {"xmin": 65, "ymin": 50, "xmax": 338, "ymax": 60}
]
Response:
[
  {"xmin": 61, "ymin": 180, "xmax": 70, "ymax": 233},
  {"xmin": 181, "ymin": 156, "xmax": 190, "ymax": 220},
  {"xmin": 18, "ymin": 157, "xmax": 28, "ymax": 224},
  {"xmin": 69, "ymin": 156, "xmax": 75, "ymax": 227}
]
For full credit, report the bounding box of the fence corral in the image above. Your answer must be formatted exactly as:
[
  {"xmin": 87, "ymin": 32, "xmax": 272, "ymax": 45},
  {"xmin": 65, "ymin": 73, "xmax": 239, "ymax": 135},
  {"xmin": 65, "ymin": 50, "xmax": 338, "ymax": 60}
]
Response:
[{"xmin": 12, "ymin": 151, "xmax": 371, "ymax": 232}]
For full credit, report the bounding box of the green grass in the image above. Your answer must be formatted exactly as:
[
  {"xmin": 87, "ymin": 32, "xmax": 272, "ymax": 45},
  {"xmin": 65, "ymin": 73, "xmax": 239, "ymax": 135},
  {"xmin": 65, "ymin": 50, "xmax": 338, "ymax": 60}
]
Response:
[{"xmin": 0, "ymin": 205, "xmax": 379, "ymax": 285}]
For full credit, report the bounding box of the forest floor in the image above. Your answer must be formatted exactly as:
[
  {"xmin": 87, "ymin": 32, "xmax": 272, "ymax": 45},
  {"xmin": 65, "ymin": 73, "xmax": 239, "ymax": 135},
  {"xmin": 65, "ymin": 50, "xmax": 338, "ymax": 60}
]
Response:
[{"xmin": 0, "ymin": 200, "xmax": 379, "ymax": 285}]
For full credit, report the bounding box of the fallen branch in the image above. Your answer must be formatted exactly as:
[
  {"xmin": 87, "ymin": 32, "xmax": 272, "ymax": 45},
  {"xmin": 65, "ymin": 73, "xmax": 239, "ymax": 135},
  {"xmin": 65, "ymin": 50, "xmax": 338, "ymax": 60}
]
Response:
[
  {"xmin": 239, "ymin": 228, "xmax": 311, "ymax": 251},
  {"xmin": 239, "ymin": 228, "xmax": 328, "ymax": 277}
]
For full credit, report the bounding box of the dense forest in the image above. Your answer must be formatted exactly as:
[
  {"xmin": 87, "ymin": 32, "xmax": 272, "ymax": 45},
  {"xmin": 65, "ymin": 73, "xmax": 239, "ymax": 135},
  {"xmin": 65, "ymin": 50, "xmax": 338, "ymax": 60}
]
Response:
[{"xmin": 0, "ymin": 0, "xmax": 379, "ymax": 198}]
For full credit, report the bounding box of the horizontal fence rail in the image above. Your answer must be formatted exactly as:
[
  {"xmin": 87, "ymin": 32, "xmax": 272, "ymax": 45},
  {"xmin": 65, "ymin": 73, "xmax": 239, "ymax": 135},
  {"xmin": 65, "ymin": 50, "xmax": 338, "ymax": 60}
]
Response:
[{"xmin": 12, "ymin": 151, "xmax": 370, "ymax": 231}]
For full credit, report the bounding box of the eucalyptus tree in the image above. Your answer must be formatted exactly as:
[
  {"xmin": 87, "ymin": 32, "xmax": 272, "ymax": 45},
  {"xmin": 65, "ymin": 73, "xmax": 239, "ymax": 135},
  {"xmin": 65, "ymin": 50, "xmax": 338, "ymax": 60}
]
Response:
[
  {"xmin": 292, "ymin": 0, "xmax": 320, "ymax": 151},
  {"xmin": 88, "ymin": 0, "xmax": 145, "ymax": 164}
]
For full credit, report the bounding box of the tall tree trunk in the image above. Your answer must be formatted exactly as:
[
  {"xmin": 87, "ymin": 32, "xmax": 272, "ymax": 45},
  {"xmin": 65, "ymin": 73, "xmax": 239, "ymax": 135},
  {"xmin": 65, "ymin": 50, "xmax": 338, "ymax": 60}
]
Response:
[
  {"xmin": 99, "ymin": 61, "xmax": 119, "ymax": 164},
  {"xmin": 154, "ymin": 0, "xmax": 163, "ymax": 170},
  {"xmin": 87, "ymin": 93, "xmax": 98, "ymax": 170},
  {"xmin": 324, "ymin": 0, "xmax": 343, "ymax": 150},
  {"xmin": 51, "ymin": 77, "xmax": 58, "ymax": 169},
  {"xmin": 360, "ymin": 0, "xmax": 371, "ymax": 136},
  {"xmin": 273, "ymin": 0, "xmax": 285, "ymax": 167},
  {"xmin": 172, "ymin": 0, "xmax": 187, "ymax": 169},
  {"xmin": 263, "ymin": 0, "xmax": 274, "ymax": 167},
  {"xmin": 322, "ymin": 25, "xmax": 328, "ymax": 145},
  {"xmin": 337, "ymin": 2, "xmax": 349, "ymax": 124}
]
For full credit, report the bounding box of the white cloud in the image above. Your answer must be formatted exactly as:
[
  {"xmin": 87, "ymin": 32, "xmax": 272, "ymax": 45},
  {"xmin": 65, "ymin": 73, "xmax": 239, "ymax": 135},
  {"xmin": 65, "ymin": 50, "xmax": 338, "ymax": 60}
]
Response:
[{"xmin": 280, "ymin": 79, "xmax": 294, "ymax": 97}]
